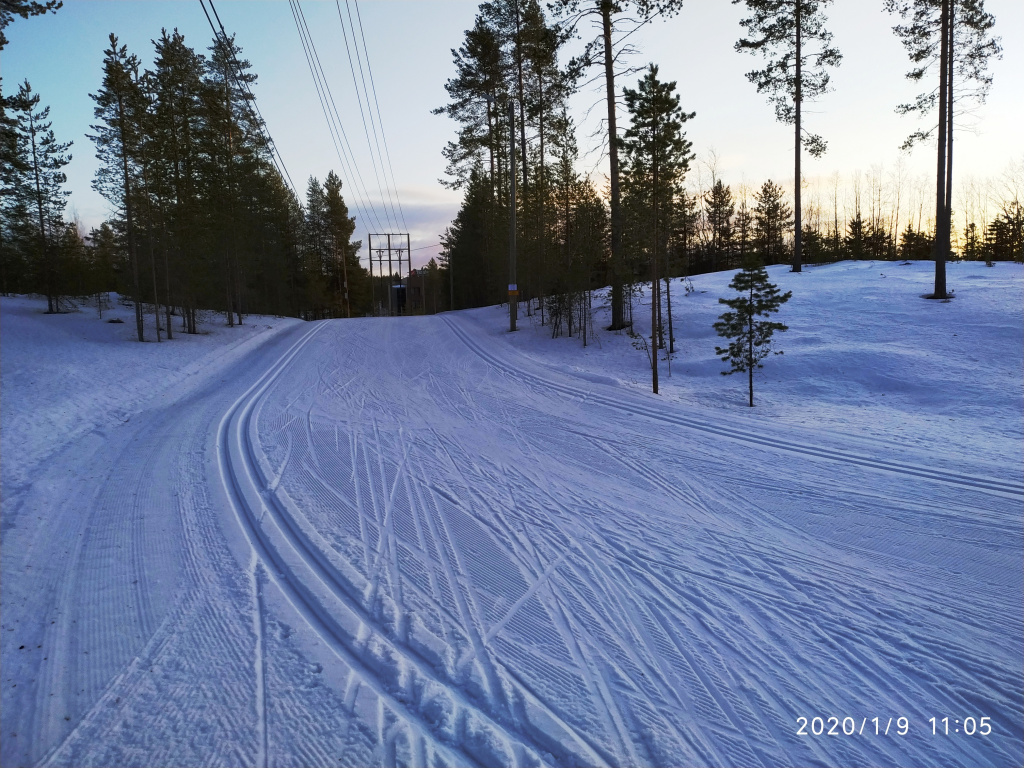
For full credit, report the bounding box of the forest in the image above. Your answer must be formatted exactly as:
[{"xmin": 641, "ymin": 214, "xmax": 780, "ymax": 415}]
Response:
[
  {"xmin": 1, "ymin": 15, "xmax": 370, "ymax": 341},
  {"xmin": 1, "ymin": 0, "xmax": 1021, "ymax": 341}
]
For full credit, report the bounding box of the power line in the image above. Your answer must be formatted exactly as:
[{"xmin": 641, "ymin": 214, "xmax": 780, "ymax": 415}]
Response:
[
  {"xmin": 334, "ymin": 0, "xmax": 402, "ymax": 233},
  {"xmin": 349, "ymin": 0, "xmax": 409, "ymax": 234},
  {"xmin": 288, "ymin": 0, "xmax": 384, "ymax": 231},
  {"xmin": 289, "ymin": 0, "xmax": 392, "ymax": 232},
  {"xmin": 200, "ymin": 0, "xmax": 298, "ymax": 199}
]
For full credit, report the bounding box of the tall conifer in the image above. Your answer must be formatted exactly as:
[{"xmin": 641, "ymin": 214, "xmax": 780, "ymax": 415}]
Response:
[{"xmin": 733, "ymin": 0, "xmax": 841, "ymax": 274}]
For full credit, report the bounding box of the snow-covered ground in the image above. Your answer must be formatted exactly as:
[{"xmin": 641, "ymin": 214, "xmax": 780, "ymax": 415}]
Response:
[
  {"xmin": 1, "ymin": 296, "xmax": 301, "ymax": 494},
  {"xmin": 2, "ymin": 261, "xmax": 1022, "ymax": 768}
]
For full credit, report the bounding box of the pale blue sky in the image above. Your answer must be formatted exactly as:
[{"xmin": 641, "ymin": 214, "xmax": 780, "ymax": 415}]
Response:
[{"xmin": 4, "ymin": 0, "xmax": 1021, "ymax": 267}]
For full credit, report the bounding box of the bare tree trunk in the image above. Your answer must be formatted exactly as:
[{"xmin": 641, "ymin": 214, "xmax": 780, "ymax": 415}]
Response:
[
  {"xmin": 747, "ymin": 287, "xmax": 754, "ymax": 406},
  {"xmin": 651, "ymin": 142, "xmax": 659, "ymax": 395},
  {"xmin": 793, "ymin": 0, "xmax": 803, "ymax": 273},
  {"xmin": 944, "ymin": 0, "xmax": 954, "ymax": 259},
  {"xmin": 602, "ymin": 0, "xmax": 625, "ymax": 330},
  {"xmin": 665, "ymin": 275, "xmax": 675, "ymax": 354},
  {"xmin": 932, "ymin": 0, "xmax": 950, "ymax": 297}
]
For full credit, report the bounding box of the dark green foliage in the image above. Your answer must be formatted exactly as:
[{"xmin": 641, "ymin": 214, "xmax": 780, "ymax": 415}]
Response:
[
  {"xmin": 549, "ymin": 0, "xmax": 686, "ymax": 331},
  {"xmin": 899, "ymin": 224, "xmax": 932, "ymax": 260},
  {"xmin": 620, "ymin": 64, "xmax": 694, "ymax": 392},
  {"xmin": 436, "ymin": 0, "xmax": 597, "ymax": 319},
  {"xmin": 704, "ymin": 180, "xmax": 734, "ymax": 270},
  {"xmin": 752, "ymin": 180, "xmax": 792, "ymax": 265},
  {"xmin": 432, "ymin": 14, "xmax": 505, "ymax": 191},
  {"xmin": 80, "ymin": 29, "xmax": 362, "ymax": 334},
  {"xmin": 441, "ymin": 165, "xmax": 504, "ymax": 310},
  {"xmin": 0, "ymin": 0, "xmax": 61, "ymax": 50},
  {"xmin": 983, "ymin": 200, "xmax": 1023, "ymax": 263},
  {"xmin": 885, "ymin": 0, "xmax": 1000, "ymax": 149},
  {"xmin": 845, "ymin": 213, "xmax": 868, "ymax": 260},
  {"xmin": 7, "ymin": 80, "xmax": 72, "ymax": 311},
  {"xmin": 733, "ymin": 0, "xmax": 840, "ymax": 154},
  {"xmin": 714, "ymin": 258, "xmax": 792, "ymax": 407}
]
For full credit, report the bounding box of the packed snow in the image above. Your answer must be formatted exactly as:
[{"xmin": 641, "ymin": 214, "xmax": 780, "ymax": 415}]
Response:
[{"xmin": 2, "ymin": 261, "xmax": 1022, "ymax": 768}]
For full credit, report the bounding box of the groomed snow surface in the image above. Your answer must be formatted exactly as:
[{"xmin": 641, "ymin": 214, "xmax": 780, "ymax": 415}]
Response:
[{"xmin": 2, "ymin": 261, "xmax": 1021, "ymax": 768}]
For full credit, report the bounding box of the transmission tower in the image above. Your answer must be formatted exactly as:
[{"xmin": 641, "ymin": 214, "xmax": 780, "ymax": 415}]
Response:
[{"xmin": 368, "ymin": 233, "xmax": 411, "ymax": 316}]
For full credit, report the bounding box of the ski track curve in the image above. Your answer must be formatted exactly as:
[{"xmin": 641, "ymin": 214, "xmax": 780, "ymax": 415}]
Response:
[
  {"xmin": 6, "ymin": 311, "xmax": 1020, "ymax": 768},
  {"xmin": 229, "ymin": 316, "xmax": 1020, "ymax": 768}
]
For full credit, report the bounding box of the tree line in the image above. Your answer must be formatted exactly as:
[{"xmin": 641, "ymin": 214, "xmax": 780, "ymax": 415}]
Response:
[
  {"xmin": 1, "ymin": 17, "xmax": 368, "ymax": 338},
  {"xmin": 436, "ymin": 0, "xmax": 1014, "ymax": 330}
]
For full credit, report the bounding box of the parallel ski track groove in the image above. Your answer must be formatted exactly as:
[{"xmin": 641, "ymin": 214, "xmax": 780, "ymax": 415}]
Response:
[
  {"xmin": 216, "ymin": 322, "xmax": 477, "ymax": 767},
  {"xmin": 441, "ymin": 316, "xmax": 1022, "ymax": 497},
  {"xmin": 217, "ymin": 320, "xmax": 607, "ymax": 767}
]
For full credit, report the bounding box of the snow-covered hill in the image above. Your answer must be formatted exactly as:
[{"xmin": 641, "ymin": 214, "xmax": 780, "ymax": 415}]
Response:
[{"xmin": 2, "ymin": 261, "xmax": 1021, "ymax": 768}]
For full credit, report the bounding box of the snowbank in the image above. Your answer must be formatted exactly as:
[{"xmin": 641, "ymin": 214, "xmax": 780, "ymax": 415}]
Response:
[
  {"xmin": 1, "ymin": 295, "xmax": 302, "ymax": 493},
  {"xmin": 466, "ymin": 260, "xmax": 1023, "ymax": 471}
]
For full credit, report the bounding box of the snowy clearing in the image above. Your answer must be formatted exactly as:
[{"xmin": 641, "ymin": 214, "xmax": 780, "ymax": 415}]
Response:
[{"xmin": 2, "ymin": 261, "xmax": 1022, "ymax": 768}]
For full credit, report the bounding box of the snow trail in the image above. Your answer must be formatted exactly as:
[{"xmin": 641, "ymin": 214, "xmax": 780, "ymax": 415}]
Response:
[{"xmin": 3, "ymin": 268, "xmax": 1021, "ymax": 766}]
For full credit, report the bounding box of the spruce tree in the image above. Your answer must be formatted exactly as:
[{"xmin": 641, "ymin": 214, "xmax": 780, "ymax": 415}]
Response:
[
  {"xmin": 323, "ymin": 171, "xmax": 363, "ymax": 317},
  {"xmin": 705, "ymin": 179, "xmax": 735, "ymax": 270},
  {"xmin": 714, "ymin": 257, "xmax": 792, "ymax": 407},
  {"xmin": 752, "ymin": 179, "xmax": 792, "ymax": 265},
  {"xmin": 733, "ymin": 0, "xmax": 841, "ymax": 274}
]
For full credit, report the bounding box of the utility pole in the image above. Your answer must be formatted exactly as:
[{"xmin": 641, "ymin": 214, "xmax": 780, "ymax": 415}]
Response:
[
  {"xmin": 369, "ymin": 233, "xmax": 411, "ymax": 316},
  {"xmin": 508, "ymin": 98, "xmax": 518, "ymax": 333}
]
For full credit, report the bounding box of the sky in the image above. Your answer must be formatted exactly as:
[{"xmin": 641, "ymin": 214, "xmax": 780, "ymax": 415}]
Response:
[{"xmin": 4, "ymin": 0, "xmax": 1021, "ymax": 269}]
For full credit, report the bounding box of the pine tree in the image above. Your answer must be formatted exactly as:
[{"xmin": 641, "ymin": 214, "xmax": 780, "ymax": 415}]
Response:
[
  {"xmin": 734, "ymin": 0, "xmax": 841, "ymax": 273},
  {"xmin": 714, "ymin": 257, "xmax": 792, "ymax": 407},
  {"xmin": 0, "ymin": 0, "xmax": 61, "ymax": 50},
  {"xmin": 151, "ymin": 28, "xmax": 207, "ymax": 334},
  {"xmin": 752, "ymin": 180, "xmax": 792, "ymax": 265},
  {"xmin": 885, "ymin": 0, "xmax": 1001, "ymax": 297},
  {"xmin": 90, "ymin": 34, "xmax": 147, "ymax": 340},
  {"xmin": 10, "ymin": 81, "xmax": 71, "ymax": 312},
  {"xmin": 433, "ymin": 13, "xmax": 505, "ymax": 193},
  {"xmin": 550, "ymin": 0, "xmax": 685, "ymax": 331},
  {"xmin": 734, "ymin": 196, "xmax": 755, "ymax": 266},
  {"xmin": 620, "ymin": 64, "xmax": 694, "ymax": 394}
]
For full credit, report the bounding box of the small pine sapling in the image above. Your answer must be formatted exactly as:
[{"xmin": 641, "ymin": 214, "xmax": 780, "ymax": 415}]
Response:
[{"xmin": 714, "ymin": 258, "xmax": 792, "ymax": 407}]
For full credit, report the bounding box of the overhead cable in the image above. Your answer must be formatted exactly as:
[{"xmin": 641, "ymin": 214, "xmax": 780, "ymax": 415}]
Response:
[
  {"xmin": 334, "ymin": 0, "xmax": 402, "ymax": 233},
  {"xmin": 289, "ymin": 0, "xmax": 391, "ymax": 231},
  {"xmin": 349, "ymin": 0, "xmax": 409, "ymax": 233},
  {"xmin": 200, "ymin": 0, "xmax": 298, "ymax": 199}
]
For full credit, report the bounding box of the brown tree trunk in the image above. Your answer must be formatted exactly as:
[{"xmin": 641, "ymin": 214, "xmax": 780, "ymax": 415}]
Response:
[
  {"xmin": 932, "ymin": 0, "xmax": 950, "ymax": 297},
  {"xmin": 793, "ymin": 0, "xmax": 803, "ymax": 273},
  {"xmin": 602, "ymin": 1, "xmax": 626, "ymax": 330}
]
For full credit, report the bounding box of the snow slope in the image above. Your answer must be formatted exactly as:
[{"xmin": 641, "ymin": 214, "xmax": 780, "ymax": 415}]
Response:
[
  {"xmin": 1, "ymin": 296, "xmax": 302, "ymax": 494},
  {"xmin": 2, "ymin": 262, "xmax": 1022, "ymax": 768}
]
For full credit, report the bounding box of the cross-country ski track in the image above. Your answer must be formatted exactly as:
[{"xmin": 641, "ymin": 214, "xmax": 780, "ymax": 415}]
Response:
[{"xmin": 3, "ymin": 301, "xmax": 1022, "ymax": 767}]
